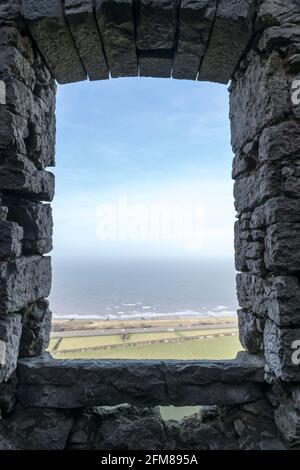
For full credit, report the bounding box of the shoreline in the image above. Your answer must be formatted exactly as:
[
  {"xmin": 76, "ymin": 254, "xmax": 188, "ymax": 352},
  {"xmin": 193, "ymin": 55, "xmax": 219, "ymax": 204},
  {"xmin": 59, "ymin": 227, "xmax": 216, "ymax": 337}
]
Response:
[{"xmin": 51, "ymin": 315, "xmax": 238, "ymax": 334}]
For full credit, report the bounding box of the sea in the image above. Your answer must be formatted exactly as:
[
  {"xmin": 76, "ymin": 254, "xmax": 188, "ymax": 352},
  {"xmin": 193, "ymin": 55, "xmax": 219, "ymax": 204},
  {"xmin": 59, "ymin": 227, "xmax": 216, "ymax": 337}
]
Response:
[{"xmin": 49, "ymin": 256, "xmax": 238, "ymax": 321}]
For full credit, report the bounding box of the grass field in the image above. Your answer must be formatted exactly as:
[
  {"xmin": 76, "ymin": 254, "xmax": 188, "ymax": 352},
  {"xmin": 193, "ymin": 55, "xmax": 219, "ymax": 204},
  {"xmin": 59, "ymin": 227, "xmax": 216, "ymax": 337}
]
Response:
[
  {"xmin": 53, "ymin": 334, "xmax": 241, "ymax": 360},
  {"xmin": 51, "ymin": 328, "xmax": 237, "ymax": 353}
]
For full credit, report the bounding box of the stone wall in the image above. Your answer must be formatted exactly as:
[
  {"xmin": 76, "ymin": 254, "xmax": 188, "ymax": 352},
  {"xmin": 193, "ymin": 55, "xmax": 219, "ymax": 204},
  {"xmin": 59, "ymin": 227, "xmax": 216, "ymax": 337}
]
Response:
[
  {"xmin": 0, "ymin": 8, "xmax": 54, "ymax": 397},
  {"xmin": 0, "ymin": 0, "xmax": 299, "ymax": 450},
  {"xmin": 230, "ymin": 0, "xmax": 300, "ymax": 448}
]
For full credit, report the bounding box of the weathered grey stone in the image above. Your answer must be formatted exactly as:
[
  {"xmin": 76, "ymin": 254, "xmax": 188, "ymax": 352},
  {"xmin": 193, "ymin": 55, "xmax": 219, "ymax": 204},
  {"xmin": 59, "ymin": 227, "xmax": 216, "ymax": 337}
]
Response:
[
  {"xmin": 17, "ymin": 352, "xmax": 265, "ymax": 408},
  {"xmin": 95, "ymin": 0, "xmax": 137, "ymax": 78},
  {"xmin": 256, "ymin": 0, "xmax": 300, "ymax": 30},
  {"xmin": 259, "ymin": 121, "xmax": 300, "ymax": 164},
  {"xmin": 234, "ymin": 220, "xmax": 264, "ymax": 272},
  {"xmin": 0, "ymin": 314, "xmax": 22, "ymax": 383},
  {"xmin": 250, "ymin": 197, "xmax": 300, "ymax": 229},
  {"xmin": 234, "ymin": 163, "xmax": 280, "ymax": 214},
  {"xmin": 0, "ymin": 44, "xmax": 36, "ymax": 89},
  {"xmin": 135, "ymin": 0, "xmax": 179, "ymax": 50},
  {"xmin": 0, "ymin": 220, "xmax": 23, "ymax": 259},
  {"xmin": 275, "ymin": 399, "xmax": 300, "ymax": 448},
  {"xmin": 19, "ymin": 299, "xmax": 52, "ymax": 357},
  {"xmin": 0, "ymin": 207, "xmax": 8, "ymax": 222},
  {"xmin": 264, "ymin": 319, "xmax": 300, "ymax": 382},
  {"xmin": 0, "ymin": 256, "xmax": 51, "ymax": 315},
  {"xmin": 68, "ymin": 405, "xmax": 166, "ymax": 450},
  {"xmin": 64, "ymin": 0, "xmax": 108, "ymax": 81},
  {"xmin": 0, "ymin": 24, "xmax": 34, "ymax": 65},
  {"xmin": 258, "ymin": 24, "xmax": 300, "ymax": 54},
  {"xmin": 266, "ymin": 276, "xmax": 300, "ymax": 327},
  {"xmin": 0, "ymin": 0, "xmax": 21, "ymax": 20},
  {"xmin": 265, "ymin": 223, "xmax": 300, "ymax": 273},
  {"xmin": 0, "ymin": 156, "xmax": 55, "ymax": 202},
  {"xmin": 6, "ymin": 200, "xmax": 53, "ymax": 254},
  {"xmin": 232, "ymin": 141, "xmax": 258, "ymax": 179},
  {"xmin": 233, "ymin": 399, "xmax": 286, "ymax": 450},
  {"xmin": 0, "ymin": 109, "xmax": 29, "ymax": 161},
  {"xmin": 173, "ymin": 0, "xmax": 217, "ymax": 80},
  {"xmin": 238, "ymin": 309, "xmax": 263, "ymax": 354},
  {"xmin": 139, "ymin": 50, "xmax": 173, "ymax": 78},
  {"xmin": 4, "ymin": 75, "xmax": 55, "ymax": 138},
  {"xmin": 199, "ymin": 0, "xmax": 255, "ymax": 84},
  {"xmin": 237, "ymin": 272, "xmax": 300, "ymax": 328},
  {"xmin": 236, "ymin": 272, "xmax": 268, "ymax": 318},
  {"xmin": 0, "ymin": 373, "xmax": 17, "ymax": 413},
  {"xmin": 291, "ymin": 386, "xmax": 300, "ymax": 412},
  {"xmin": 21, "ymin": 0, "xmax": 86, "ymax": 84},
  {"xmin": 230, "ymin": 50, "xmax": 290, "ymax": 151},
  {"xmin": 0, "ymin": 404, "xmax": 74, "ymax": 450}
]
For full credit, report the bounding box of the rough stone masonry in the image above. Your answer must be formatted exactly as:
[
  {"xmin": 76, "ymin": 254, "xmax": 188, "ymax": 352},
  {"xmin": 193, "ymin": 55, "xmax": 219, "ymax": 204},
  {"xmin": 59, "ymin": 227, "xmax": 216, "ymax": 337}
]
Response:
[{"xmin": 0, "ymin": 0, "xmax": 299, "ymax": 450}]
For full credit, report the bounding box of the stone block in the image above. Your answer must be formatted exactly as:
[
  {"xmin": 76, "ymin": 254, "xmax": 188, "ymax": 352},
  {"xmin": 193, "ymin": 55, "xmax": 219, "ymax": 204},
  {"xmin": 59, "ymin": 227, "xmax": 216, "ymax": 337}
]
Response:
[
  {"xmin": 234, "ymin": 221, "xmax": 264, "ymax": 272},
  {"xmin": 230, "ymin": 50, "xmax": 290, "ymax": 152},
  {"xmin": 264, "ymin": 319, "xmax": 300, "ymax": 382},
  {"xmin": 0, "ymin": 156, "xmax": 55, "ymax": 202},
  {"xmin": 0, "ymin": 97, "xmax": 55, "ymax": 171},
  {"xmin": 0, "ymin": 373, "xmax": 17, "ymax": 413},
  {"xmin": 0, "ymin": 207, "xmax": 8, "ymax": 221},
  {"xmin": 0, "ymin": 404, "xmax": 74, "ymax": 450},
  {"xmin": 275, "ymin": 399, "xmax": 300, "ymax": 448},
  {"xmin": 17, "ymin": 353, "xmax": 265, "ymax": 408},
  {"xmin": 139, "ymin": 50, "xmax": 173, "ymax": 78},
  {"xmin": 95, "ymin": 0, "xmax": 137, "ymax": 78},
  {"xmin": 250, "ymin": 197, "xmax": 300, "ymax": 229},
  {"xmin": 236, "ymin": 272, "xmax": 268, "ymax": 318},
  {"xmin": 135, "ymin": 0, "xmax": 179, "ymax": 50},
  {"xmin": 256, "ymin": 0, "xmax": 300, "ymax": 30},
  {"xmin": 0, "ymin": 44, "xmax": 36, "ymax": 89},
  {"xmin": 0, "ymin": 220, "xmax": 23, "ymax": 259},
  {"xmin": 6, "ymin": 201, "xmax": 53, "ymax": 255},
  {"xmin": 68, "ymin": 405, "xmax": 166, "ymax": 450},
  {"xmin": 21, "ymin": 0, "xmax": 86, "ymax": 84},
  {"xmin": 0, "ymin": 0, "xmax": 21, "ymax": 20},
  {"xmin": 19, "ymin": 299, "xmax": 52, "ymax": 357},
  {"xmin": 259, "ymin": 121, "xmax": 300, "ymax": 164},
  {"xmin": 64, "ymin": 0, "xmax": 108, "ymax": 81},
  {"xmin": 0, "ymin": 256, "xmax": 51, "ymax": 315},
  {"xmin": 173, "ymin": 0, "xmax": 217, "ymax": 80},
  {"xmin": 0, "ymin": 109, "xmax": 28, "ymax": 160},
  {"xmin": 265, "ymin": 223, "xmax": 300, "ymax": 273},
  {"xmin": 238, "ymin": 309, "xmax": 263, "ymax": 354},
  {"xmin": 234, "ymin": 163, "xmax": 280, "ymax": 214},
  {"xmin": 199, "ymin": 0, "xmax": 255, "ymax": 84},
  {"xmin": 0, "ymin": 314, "xmax": 22, "ymax": 383}
]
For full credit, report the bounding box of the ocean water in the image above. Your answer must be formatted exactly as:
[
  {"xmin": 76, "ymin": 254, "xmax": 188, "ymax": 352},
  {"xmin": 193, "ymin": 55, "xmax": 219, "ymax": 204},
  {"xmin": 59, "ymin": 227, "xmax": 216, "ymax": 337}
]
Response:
[{"xmin": 49, "ymin": 256, "xmax": 238, "ymax": 320}]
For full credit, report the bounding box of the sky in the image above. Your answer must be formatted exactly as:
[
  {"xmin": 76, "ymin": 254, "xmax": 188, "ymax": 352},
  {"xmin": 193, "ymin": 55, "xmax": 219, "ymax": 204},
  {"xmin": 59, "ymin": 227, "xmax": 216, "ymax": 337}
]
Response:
[{"xmin": 53, "ymin": 77, "xmax": 235, "ymax": 259}]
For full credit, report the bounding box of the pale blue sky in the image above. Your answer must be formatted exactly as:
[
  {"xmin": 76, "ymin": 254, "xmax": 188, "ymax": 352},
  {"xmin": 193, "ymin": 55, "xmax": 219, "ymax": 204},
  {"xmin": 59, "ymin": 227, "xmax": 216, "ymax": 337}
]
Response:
[{"xmin": 53, "ymin": 78, "xmax": 235, "ymax": 259}]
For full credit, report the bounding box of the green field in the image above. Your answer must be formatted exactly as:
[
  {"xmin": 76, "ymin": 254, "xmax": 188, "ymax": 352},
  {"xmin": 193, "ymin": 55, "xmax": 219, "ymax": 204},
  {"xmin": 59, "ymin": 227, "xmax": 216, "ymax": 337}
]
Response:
[
  {"xmin": 51, "ymin": 328, "xmax": 237, "ymax": 353},
  {"xmin": 53, "ymin": 334, "xmax": 241, "ymax": 360}
]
